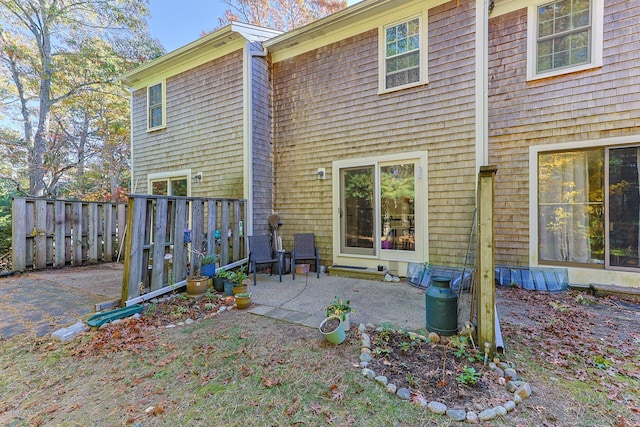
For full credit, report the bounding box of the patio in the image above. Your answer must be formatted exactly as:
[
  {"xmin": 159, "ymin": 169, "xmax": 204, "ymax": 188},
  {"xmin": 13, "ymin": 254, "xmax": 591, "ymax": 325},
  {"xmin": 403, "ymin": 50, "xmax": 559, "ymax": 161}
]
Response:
[{"xmin": 0, "ymin": 263, "xmax": 433, "ymax": 339}]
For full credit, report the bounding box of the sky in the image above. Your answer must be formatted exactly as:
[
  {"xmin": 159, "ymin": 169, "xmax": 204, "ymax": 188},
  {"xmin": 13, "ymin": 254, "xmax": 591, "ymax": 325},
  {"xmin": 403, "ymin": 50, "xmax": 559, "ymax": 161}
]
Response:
[{"xmin": 147, "ymin": 0, "xmax": 362, "ymax": 53}]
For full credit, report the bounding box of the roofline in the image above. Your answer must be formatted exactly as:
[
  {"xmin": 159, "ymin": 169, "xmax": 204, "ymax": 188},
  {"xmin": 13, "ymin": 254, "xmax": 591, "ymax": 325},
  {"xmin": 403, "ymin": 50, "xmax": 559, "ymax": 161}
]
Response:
[
  {"xmin": 119, "ymin": 22, "xmax": 281, "ymax": 87},
  {"xmin": 264, "ymin": 0, "xmax": 417, "ymax": 51}
]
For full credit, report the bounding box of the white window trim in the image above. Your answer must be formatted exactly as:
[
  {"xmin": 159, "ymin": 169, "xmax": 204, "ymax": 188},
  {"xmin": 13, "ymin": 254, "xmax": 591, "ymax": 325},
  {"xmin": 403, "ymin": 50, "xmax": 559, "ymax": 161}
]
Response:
[
  {"xmin": 147, "ymin": 80, "xmax": 166, "ymax": 132},
  {"xmin": 529, "ymin": 135, "xmax": 640, "ymax": 286},
  {"xmin": 332, "ymin": 151, "xmax": 428, "ymax": 264},
  {"xmin": 148, "ymin": 169, "xmax": 191, "ymax": 196},
  {"xmin": 526, "ymin": 0, "xmax": 604, "ymax": 81},
  {"xmin": 378, "ymin": 13, "xmax": 429, "ymax": 94}
]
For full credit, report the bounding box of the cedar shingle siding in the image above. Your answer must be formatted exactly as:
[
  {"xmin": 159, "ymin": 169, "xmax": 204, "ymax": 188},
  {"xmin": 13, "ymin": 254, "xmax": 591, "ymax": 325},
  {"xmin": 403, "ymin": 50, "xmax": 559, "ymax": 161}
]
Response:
[
  {"xmin": 132, "ymin": 50, "xmax": 245, "ymax": 198},
  {"xmin": 488, "ymin": 1, "xmax": 640, "ymax": 267},
  {"xmin": 272, "ymin": 0, "xmax": 477, "ymax": 266}
]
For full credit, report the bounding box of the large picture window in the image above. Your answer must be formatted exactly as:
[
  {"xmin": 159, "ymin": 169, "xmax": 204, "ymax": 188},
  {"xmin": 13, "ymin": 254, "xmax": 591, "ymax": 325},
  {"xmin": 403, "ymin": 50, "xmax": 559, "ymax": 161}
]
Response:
[
  {"xmin": 538, "ymin": 146, "xmax": 640, "ymax": 270},
  {"xmin": 527, "ymin": 0, "xmax": 603, "ymax": 80}
]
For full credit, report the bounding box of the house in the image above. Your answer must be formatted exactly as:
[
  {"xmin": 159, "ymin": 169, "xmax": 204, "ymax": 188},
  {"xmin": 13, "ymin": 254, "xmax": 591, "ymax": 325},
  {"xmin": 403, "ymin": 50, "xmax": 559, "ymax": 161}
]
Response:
[{"xmin": 119, "ymin": 0, "xmax": 640, "ymax": 289}]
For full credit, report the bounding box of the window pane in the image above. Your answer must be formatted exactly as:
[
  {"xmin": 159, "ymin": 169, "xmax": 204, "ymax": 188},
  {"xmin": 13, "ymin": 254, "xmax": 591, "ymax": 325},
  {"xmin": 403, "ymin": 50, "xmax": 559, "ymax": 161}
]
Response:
[
  {"xmin": 380, "ymin": 164, "xmax": 415, "ymax": 251},
  {"xmin": 149, "ymin": 84, "xmax": 161, "ymax": 105},
  {"xmin": 609, "ymin": 147, "xmax": 640, "ymax": 268},
  {"xmin": 341, "ymin": 167, "xmax": 374, "ymax": 252},
  {"xmin": 152, "ymin": 181, "xmax": 168, "ymax": 195},
  {"xmin": 538, "ymin": 150, "xmax": 604, "ymax": 264},
  {"xmin": 150, "ymin": 106, "xmax": 163, "ymax": 128},
  {"xmin": 386, "ymin": 27, "xmax": 396, "ymax": 43},
  {"xmin": 171, "ymin": 179, "xmax": 188, "ymax": 196}
]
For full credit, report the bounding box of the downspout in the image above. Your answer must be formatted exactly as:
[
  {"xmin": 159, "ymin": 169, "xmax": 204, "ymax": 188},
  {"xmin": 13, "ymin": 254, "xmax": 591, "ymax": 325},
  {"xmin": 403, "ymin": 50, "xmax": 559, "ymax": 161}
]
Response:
[
  {"xmin": 128, "ymin": 88, "xmax": 135, "ymax": 193},
  {"xmin": 475, "ymin": 0, "xmax": 490, "ymax": 173},
  {"xmin": 243, "ymin": 43, "xmax": 269, "ymax": 236}
]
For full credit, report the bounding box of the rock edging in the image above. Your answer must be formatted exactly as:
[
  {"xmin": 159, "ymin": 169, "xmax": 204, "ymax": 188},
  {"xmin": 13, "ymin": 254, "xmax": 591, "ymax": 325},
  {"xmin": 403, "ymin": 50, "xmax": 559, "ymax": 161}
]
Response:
[{"xmin": 357, "ymin": 323, "xmax": 532, "ymax": 423}]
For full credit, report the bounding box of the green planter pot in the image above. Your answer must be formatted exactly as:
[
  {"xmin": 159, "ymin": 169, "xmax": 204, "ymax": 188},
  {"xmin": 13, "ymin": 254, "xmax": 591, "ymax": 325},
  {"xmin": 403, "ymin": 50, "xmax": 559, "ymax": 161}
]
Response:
[
  {"xmin": 319, "ymin": 316, "xmax": 346, "ymax": 345},
  {"xmin": 213, "ymin": 276, "xmax": 225, "ymax": 293},
  {"xmin": 223, "ymin": 279, "xmax": 234, "ymax": 296}
]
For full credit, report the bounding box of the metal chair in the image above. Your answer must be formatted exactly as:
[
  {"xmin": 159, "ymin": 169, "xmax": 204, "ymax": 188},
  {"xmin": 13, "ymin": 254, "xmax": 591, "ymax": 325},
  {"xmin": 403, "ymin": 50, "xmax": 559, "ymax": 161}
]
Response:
[
  {"xmin": 248, "ymin": 235, "xmax": 282, "ymax": 286},
  {"xmin": 291, "ymin": 233, "xmax": 320, "ymax": 279}
]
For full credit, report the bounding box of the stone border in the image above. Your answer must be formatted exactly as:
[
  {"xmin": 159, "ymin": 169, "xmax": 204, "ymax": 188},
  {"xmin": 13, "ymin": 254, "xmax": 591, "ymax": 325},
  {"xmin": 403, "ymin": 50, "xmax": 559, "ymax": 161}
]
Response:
[{"xmin": 356, "ymin": 323, "xmax": 532, "ymax": 423}]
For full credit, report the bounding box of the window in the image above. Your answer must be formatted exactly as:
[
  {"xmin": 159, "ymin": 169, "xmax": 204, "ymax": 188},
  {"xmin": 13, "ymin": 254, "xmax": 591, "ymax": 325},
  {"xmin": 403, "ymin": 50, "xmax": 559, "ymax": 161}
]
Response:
[
  {"xmin": 380, "ymin": 15, "xmax": 427, "ymax": 92},
  {"xmin": 538, "ymin": 146, "xmax": 640, "ymax": 271},
  {"xmin": 336, "ymin": 154, "xmax": 424, "ymax": 261},
  {"xmin": 147, "ymin": 82, "xmax": 165, "ymax": 130},
  {"xmin": 148, "ymin": 171, "xmax": 189, "ymax": 196},
  {"xmin": 527, "ymin": 0, "xmax": 603, "ymax": 80}
]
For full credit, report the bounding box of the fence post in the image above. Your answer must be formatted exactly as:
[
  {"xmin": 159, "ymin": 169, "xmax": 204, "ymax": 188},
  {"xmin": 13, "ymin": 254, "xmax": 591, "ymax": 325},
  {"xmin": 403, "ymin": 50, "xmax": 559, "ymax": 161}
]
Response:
[
  {"xmin": 477, "ymin": 165, "xmax": 497, "ymax": 356},
  {"xmin": 11, "ymin": 198, "xmax": 26, "ymax": 272}
]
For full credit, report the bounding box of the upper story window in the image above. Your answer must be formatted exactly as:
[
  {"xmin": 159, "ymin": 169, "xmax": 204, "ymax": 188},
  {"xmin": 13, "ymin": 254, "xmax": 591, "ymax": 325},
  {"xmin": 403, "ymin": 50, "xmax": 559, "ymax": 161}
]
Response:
[
  {"xmin": 147, "ymin": 82, "xmax": 165, "ymax": 131},
  {"xmin": 527, "ymin": 0, "xmax": 603, "ymax": 80},
  {"xmin": 379, "ymin": 15, "xmax": 427, "ymax": 93}
]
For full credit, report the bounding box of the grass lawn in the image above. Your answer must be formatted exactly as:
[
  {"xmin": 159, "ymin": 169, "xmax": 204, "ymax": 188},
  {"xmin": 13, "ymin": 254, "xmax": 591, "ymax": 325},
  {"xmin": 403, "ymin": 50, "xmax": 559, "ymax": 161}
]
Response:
[{"xmin": 1, "ymin": 289, "xmax": 638, "ymax": 426}]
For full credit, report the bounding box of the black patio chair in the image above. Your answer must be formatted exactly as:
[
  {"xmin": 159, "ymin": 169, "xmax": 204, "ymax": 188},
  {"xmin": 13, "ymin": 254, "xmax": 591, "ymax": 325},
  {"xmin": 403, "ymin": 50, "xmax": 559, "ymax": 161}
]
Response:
[
  {"xmin": 291, "ymin": 233, "xmax": 320, "ymax": 279},
  {"xmin": 248, "ymin": 235, "xmax": 282, "ymax": 286}
]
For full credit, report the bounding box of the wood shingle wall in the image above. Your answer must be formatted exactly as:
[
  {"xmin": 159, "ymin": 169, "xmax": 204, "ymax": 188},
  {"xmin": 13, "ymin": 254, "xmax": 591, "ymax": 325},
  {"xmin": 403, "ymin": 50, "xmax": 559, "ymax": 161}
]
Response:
[
  {"xmin": 488, "ymin": 0, "xmax": 640, "ymax": 267},
  {"xmin": 131, "ymin": 50, "xmax": 245, "ymax": 198},
  {"xmin": 272, "ymin": 0, "xmax": 477, "ymax": 266}
]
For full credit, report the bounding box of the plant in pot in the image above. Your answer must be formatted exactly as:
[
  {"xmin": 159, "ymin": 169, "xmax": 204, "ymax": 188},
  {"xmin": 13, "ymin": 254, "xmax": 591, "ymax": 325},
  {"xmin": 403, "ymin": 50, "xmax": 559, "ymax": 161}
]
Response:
[
  {"xmin": 325, "ymin": 295, "xmax": 354, "ymax": 331},
  {"xmin": 234, "ymin": 292, "xmax": 252, "ymax": 309},
  {"xmin": 186, "ymin": 249, "xmax": 210, "ymax": 296},
  {"xmin": 216, "ymin": 268, "xmax": 234, "ymax": 296},
  {"xmin": 200, "ymin": 254, "xmax": 218, "ymax": 279},
  {"xmin": 213, "ymin": 268, "xmax": 226, "ymax": 293},
  {"xmin": 319, "ymin": 315, "xmax": 346, "ymax": 345},
  {"xmin": 230, "ymin": 266, "xmax": 250, "ymax": 295}
]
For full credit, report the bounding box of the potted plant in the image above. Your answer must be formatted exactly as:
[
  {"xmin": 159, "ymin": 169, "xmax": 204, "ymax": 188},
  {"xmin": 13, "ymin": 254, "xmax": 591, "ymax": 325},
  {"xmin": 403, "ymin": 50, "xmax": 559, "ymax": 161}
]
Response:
[
  {"xmin": 234, "ymin": 292, "xmax": 252, "ymax": 309},
  {"xmin": 319, "ymin": 315, "xmax": 346, "ymax": 345},
  {"xmin": 216, "ymin": 268, "xmax": 235, "ymax": 296},
  {"xmin": 325, "ymin": 295, "xmax": 354, "ymax": 331},
  {"xmin": 230, "ymin": 266, "xmax": 250, "ymax": 295},
  {"xmin": 186, "ymin": 249, "xmax": 210, "ymax": 296},
  {"xmin": 213, "ymin": 268, "xmax": 226, "ymax": 293},
  {"xmin": 200, "ymin": 253, "xmax": 218, "ymax": 278}
]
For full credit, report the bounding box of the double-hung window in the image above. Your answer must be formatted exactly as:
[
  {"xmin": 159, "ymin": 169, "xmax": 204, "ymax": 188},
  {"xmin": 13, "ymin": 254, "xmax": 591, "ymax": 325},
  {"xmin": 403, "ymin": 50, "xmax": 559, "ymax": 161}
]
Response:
[
  {"xmin": 147, "ymin": 82, "xmax": 165, "ymax": 130},
  {"xmin": 380, "ymin": 15, "xmax": 427, "ymax": 92},
  {"xmin": 527, "ymin": 0, "xmax": 603, "ymax": 80}
]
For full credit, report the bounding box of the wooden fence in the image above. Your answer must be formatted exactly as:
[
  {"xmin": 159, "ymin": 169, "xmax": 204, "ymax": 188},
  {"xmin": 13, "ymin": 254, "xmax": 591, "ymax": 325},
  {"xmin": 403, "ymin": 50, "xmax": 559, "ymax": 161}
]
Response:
[
  {"xmin": 121, "ymin": 194, "xmax": 247, "ymax": 305},
  {"xmin": 11, "ymin": 197, "xmax": 127, "ymax": 271}
]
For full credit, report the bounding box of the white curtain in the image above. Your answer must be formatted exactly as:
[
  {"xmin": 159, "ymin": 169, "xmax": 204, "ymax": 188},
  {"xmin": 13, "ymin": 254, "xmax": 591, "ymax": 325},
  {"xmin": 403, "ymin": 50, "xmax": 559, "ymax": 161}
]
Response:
[{"xmin": 539, "ymin": 152, "xmax": 591, "ymax": 263}]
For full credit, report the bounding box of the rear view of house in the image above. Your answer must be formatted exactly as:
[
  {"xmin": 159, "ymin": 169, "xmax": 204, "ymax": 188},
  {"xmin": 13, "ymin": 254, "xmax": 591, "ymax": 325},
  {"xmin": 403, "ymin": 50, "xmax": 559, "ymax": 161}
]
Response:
[{"xmin": 119, "ymin": 0, "xmax": 640, "ymax": 289}]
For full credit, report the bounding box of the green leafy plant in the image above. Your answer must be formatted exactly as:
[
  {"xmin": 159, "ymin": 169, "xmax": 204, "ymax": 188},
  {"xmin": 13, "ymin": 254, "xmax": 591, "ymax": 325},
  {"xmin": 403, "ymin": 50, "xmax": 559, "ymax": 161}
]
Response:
[
  {"xmin": 592, "ymin": 355, "xmax": 613, "ymax": 369},
  {"xmin": 217, "ymin": 266, "xmax": 249, "ymax": 287},
  {"xmin": 201, "ymin": 254, "xmax": 218, "ymax": 265},
  {"xmin": 325, "ymin": 295, "xmax": 354, "ymax": 320},
  {"xmin": 375, "ymin": 347, "xmax": 390, "ymax": 356},
  {"xmin": 399, "ymin": 341, "xmax": 412, "ymax": 352},
  {"xmin": 406, "ymin": 373, "xmax": 419, "ymax": 388},
  {"xmin": 456, "ymin": 366, "xmax": 481, "ymax": 386}
]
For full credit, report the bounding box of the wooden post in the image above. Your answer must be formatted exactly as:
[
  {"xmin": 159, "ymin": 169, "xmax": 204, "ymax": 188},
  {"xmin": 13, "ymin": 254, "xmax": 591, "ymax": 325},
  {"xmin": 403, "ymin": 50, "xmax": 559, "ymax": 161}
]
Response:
[{"xmin": 477, "ymin": 165, "xmax": 497, "ymax": 354}]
